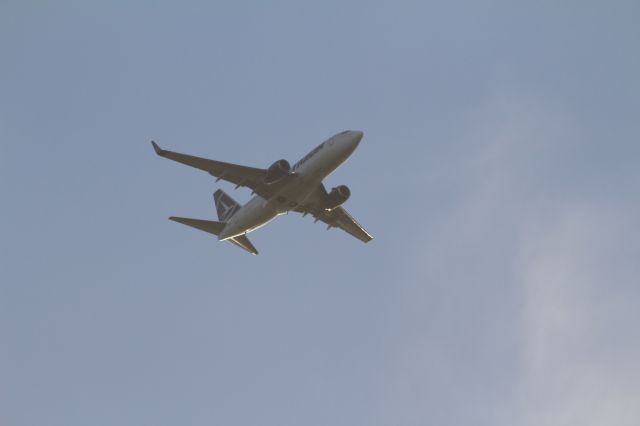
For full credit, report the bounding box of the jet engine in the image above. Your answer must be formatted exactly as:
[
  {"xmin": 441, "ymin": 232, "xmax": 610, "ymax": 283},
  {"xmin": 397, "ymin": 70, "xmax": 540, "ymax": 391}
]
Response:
[
  {"xmin": 324, "ymin": 185, "xmax": 351, "ymax": 210},
  {"xmin": 263, "ymin": 159, "xmax": 291, "ymax": 184}
]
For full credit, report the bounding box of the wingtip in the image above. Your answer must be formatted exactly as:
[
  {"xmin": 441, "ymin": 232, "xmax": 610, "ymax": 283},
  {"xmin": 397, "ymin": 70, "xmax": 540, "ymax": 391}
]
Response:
[{"xmin": 151, "ymin": 140, "xmax": 163, "ymax": 155}]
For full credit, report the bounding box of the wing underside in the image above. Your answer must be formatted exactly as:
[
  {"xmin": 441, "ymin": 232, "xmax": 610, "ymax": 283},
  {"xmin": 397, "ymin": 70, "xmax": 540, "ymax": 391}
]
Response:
[
  {"xmin": 151, "ymin": 141, "xmax": 291, "ymax": 199},
  {"xmin": 295, "ymin": 184, "xmax": 373, "ymax": 243}
]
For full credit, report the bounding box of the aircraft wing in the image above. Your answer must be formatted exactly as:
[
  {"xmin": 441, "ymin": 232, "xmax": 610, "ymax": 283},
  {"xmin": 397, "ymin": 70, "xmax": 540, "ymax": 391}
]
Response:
[
  {"xmin": 316, "ymin": 206, "xmax": 374, "ymax": 243},
  {"xmin": 151, "ymin": 141, "xmax": 288, "ymax": 199},
  {"xmin": 296, "ymin": 184, "xmax": 374, "ymax": 243}
]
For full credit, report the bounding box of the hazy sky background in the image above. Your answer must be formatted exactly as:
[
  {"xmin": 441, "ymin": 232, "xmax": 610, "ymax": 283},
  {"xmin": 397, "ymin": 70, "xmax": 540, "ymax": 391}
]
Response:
[{"xmin": 1, "ymin": 1, "xmax": 639, "ymax": 425}]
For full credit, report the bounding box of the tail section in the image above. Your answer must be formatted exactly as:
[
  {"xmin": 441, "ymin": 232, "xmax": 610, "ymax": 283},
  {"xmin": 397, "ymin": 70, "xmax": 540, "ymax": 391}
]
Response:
[
  {"xmin": 227, "ymin": 234, "xmax": 259, "ymax": 255},
  {"xmin": 169, "ymin": 217, "xmax": 225, "ymax": 235},
  {"xmin": 169, "ymin": 216, "xmax": 258, "ymax": 255},
  {"xmin": 214, "ymin": 189, "xmax": 241, "ymax": 222}
]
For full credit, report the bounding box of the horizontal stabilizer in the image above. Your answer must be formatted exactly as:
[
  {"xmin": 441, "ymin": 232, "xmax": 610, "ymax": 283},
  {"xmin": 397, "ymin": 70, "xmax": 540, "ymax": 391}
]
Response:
[
  {"xmin": 169, "ymin": 216, "xmax": 258, "ymax": 255},
  {"xmin": 169, "ymin": 217, "xmax": 224, "ymax": 235},
  {"xmin": 229, "ymin": 234, "xmax": 258, "ymax": 255}
]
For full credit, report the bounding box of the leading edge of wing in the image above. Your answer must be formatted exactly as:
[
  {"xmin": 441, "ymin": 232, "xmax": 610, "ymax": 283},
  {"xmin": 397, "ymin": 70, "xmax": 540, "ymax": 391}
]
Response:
[
  {"xmin": 151, "ymin": 141, "xmax": 264, "ymax": 178},
  {"xmin": 151, "ymin": 141, "xmax": 275, "ymax": 197}
]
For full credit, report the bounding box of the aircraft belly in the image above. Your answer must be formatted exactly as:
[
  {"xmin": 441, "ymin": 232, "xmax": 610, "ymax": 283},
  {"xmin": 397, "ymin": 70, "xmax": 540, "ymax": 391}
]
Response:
[
  {"xmin": 267, "ymin": 173, "xmax": 322, "ymax": 212},
  {"xmin": 245, "ymin": 213, "xmax": 279, "ymax": 233},
  {"xmin": 238, "ymin": 202, "xmax": 278, "ymax": 233},
  {"xmin": 218, "ymin": 196, "xmax": 277, "ymax": 240}
]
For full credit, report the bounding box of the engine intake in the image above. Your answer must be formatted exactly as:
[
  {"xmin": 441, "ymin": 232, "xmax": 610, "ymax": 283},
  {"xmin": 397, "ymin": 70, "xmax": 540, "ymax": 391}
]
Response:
[
  {"xmin": 324, "ymin": 185, "xmax": 351, "ymax": 210},
  {"xmin": 264, "ymin": 159, "xmax": 291, "ymax": 184}
]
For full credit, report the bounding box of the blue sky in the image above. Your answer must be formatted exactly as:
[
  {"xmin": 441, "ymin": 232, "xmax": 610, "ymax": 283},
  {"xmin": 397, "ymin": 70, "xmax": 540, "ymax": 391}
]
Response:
[{"xmin": 1, "ymin": 1, "xmax": 639, "ymax": 425}]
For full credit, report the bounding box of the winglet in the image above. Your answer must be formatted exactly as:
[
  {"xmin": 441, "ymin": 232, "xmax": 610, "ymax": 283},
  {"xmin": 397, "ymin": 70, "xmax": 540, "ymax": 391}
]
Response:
[{"xmin": 151, "ymin": 140, "xmax": 164, "ymax": 155}]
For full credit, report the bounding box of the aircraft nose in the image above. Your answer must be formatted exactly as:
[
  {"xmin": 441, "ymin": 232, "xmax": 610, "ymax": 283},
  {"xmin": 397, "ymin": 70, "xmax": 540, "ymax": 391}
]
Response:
[{"xmin": 348, "ymin": 130, "xmax": 363, "ymax": 150}]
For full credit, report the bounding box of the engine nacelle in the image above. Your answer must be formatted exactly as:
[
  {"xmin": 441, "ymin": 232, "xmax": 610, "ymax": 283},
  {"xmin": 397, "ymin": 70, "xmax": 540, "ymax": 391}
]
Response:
[
  {"xmin": 324, "ymin": 185, "xmax": 351, "ymax": 210},
  {"xmin": 263, "ymin": 159, "xmax": 291, "ymax": 184}
]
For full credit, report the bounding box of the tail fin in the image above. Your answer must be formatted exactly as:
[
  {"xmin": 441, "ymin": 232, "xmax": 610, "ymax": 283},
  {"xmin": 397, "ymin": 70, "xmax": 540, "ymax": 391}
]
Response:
[
  {"xmin": 213, "ymin": 189, "xmax": 241, "ymax": 222},
  {"xmin": 169, "ymin": 216, "xmax": 258, "ymax": 255}
]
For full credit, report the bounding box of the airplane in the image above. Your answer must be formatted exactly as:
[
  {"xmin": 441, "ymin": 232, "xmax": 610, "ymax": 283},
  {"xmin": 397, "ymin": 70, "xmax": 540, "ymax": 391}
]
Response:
[{"xmin": 151, "ymin": 130, "xmax": 373, "ymax": 255}]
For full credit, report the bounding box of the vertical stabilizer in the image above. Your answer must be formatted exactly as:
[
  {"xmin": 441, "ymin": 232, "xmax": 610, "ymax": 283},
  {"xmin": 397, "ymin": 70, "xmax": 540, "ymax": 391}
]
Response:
[{"xmin": 213, "ymin": 189, "xmax": 241, "ymax": 222}]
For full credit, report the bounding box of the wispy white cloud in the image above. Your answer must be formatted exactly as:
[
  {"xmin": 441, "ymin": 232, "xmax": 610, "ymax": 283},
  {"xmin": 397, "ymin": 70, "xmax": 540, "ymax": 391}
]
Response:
[
  {"xmin": 381, "ymin": 93, "xmax": 640, "ymax": 425},
  {"xmin": 515, "ymin": 204, "xmax": 640, "ymax": 426}
]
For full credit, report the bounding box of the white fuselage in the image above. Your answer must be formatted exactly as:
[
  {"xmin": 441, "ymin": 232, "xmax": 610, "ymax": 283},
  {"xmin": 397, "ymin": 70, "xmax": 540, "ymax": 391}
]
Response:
[{"xmin": 217, "ymin": 130, "xmax": 363, "ymax": 240}]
